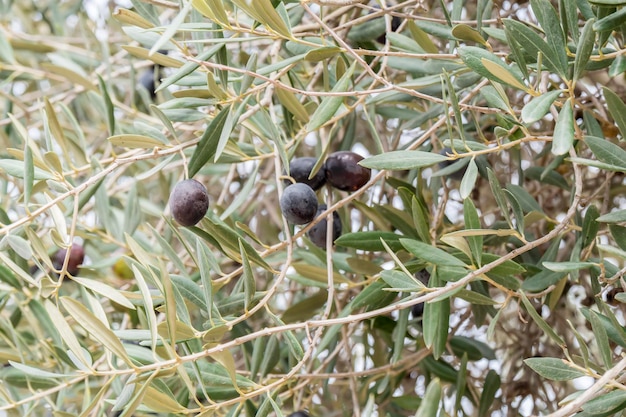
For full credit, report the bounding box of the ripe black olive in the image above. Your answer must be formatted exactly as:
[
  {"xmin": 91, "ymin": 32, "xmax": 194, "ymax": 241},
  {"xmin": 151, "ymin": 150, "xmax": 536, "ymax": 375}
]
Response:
[
  {"xmin": 287, "ymin": 412, "xmax": 310, "ymax": 417},
  {"xmin": 280, "ymin": 183, "xmax": 318, "ymax": 225},
  {"xmin": 307, "ymin": 204, "xmax": 342, "ymax": 248},
  {"xmin": 411, "ymin": 269, "xmax": 431, "ymax": 318},
  {"xmin": 324, "ymin": 151, "xmax": 371, "ymax": 191},
  {"xmin": 438, "ymin": 147, "xmax": 468, "ymax": 180},
  {"xmin": 53, "ymin": 243, "xmax": 85, "ymax": 276},
  {"xmin": 285, "ymin": 157, "xmax": 326, "ymax": 190},
  {"xmin": 169, "ymin": 179, "xmax": 209, "ymax": 227}
]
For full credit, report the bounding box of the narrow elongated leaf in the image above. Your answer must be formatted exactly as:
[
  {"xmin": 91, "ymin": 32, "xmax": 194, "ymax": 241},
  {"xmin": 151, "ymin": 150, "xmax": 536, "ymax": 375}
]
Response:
[
  {"xmin": 188, "ymin": 106, "xmax": 231, "ymax": 177},
  {"xmin": 400, "ymin": 238, "xmax": 467, "ymax": 267},
  {"xmin": 191, "ymin": 0, "xmax": 230, "ymax": 27},
  {"xmin": 586, "ymin": 136, "xmax": 626, "ymax": 172},
  {"xmin": 521, "ymin": 90, "xmax": 562, "ymax": 124},
  {"xmin": 231, "ymin": 0, "xmax": 291, "ymax": 39},
  {"xmin": 416, "ymin": 378, "xmax": 442, "ymax": 417},
  {"xmin": 503, "ymin": 19, "xmax": 567, "ymax": 78},
  {"xmin": 602, "ymin": 87, "xmax": 626, "ymax": 140},
  {"xmin": 530, "ymin": 0, "xmax": 568, "ymax": 74},
  {"xmin": 108, "ymin": 134, "xmax": 167, "ymax": 149},
  {"xmin": 551, "ymin": 98, "xmax": 575, "ymax": 155},
  {"xmin": 478, "ymin": 370, "xmax": 500, "ymax": 417},
  {"xmin": 524, "ymin": 358, "xmax": 585, "ymax": 381},
  {"xmin": 459, "ymin": 158, "xmax": 478, "ymax": 199},
  {"xmin": 459, "ymin": 46, "xmax": 526, "ymax": 90},
  {"xmin": 361, "ymin": 150, "xmax": 447, "ymax": 170},
  {"xmin": 574, "ymin": 19, "xmax": 596, "ymax": 82},
  {"xmin": 520, "ymin": 292, "xmax": 565, "ymax": 346},
  {"xmin": 582, "ymin": 391, "xmax": 626, "ymax": 414},
  {"xmin": 307, "ymin": 62, "xmax": 355, "ymax": 132},
  {"xmin": 61, "ymin": 297, "xmax": 133, "ymax": 367}
]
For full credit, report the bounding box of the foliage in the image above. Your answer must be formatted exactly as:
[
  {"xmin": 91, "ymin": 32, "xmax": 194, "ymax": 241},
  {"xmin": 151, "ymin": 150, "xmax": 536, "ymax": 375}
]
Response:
[{"xmin": 2, "ymin": 0, "xmax": 626, "ymax": 416}]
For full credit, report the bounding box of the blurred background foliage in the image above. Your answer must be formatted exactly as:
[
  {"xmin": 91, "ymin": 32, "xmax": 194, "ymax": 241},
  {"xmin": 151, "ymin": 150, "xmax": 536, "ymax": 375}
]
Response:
[{"xmin": 2, "ymin": 0, "xmax": 626, "ymax": 416}]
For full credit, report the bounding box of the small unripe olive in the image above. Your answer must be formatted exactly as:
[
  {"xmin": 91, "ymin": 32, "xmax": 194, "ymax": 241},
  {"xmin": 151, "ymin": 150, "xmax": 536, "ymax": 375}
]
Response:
[
  {"xmin": 169, "ymin": 179, "xmax": 209, "ymax": 227},
  {"xmin": 280, "ymin": 183, "xmax": 318, "ymax": 225},
  {"xmin": 324, "ymin": 151, "xmax": 371, "ymax": 191}
]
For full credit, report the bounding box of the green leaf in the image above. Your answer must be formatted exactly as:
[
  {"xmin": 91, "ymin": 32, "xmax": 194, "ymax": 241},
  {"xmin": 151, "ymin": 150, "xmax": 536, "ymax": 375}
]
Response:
[
  {"xmin": 530, "ymin": 0, "xmax": 568, "ymax": 75},
  {"xmin": 458, "ymin": 46, "xmax": 526, "ymax": 90},
  {"xmin": 521, "ymin": 269, "xmax": 566, "ymax": 292},
  {"xmin": 463, "ymin": 199, "xmax": 482, "ymax": 266},
  {"xmin": 306, "ymin": 62, "xmax": 355, "ymax": 132},
  {"xmin": 582, "ymin": 391, "xmax": 626, "ymax": 414},
  {"xmin": 574, "ymin": 19, "xmax": 596, "ymax": 82},
  {"xmin": 602, "ymin": 87, "xmax": 626, "ymax": 140},
  {"xmin": 520, "ymin": 292, "xmax": 565, "ymax": 346},
  {"xmin": 478, "ymin": 370, "xmax": 500, "ymax": 417},
  {"xmin": 459, "ymin": 158, "xmax": 478, "ymax": 200},
  {"xmin": 581, "ymin": 307, "xmax": 626, "ymax": 348},
  {"xmin": 415, "ymin": 378, "xmax": 442, "ymax": 417},
  {"xmin": 542, "ymin": 261, "xmax": 596, "ymax": 272},
  {"xmin": 597, "ymin": 209, "xmax": 626, "ymax": 223},
  {"xmin": 361, "ymin": 150, "xmax": 448, "ymax": 170},
  {"xmin": 335, "ymin": 231, "xmax": 404, "ymax": 251},
  {"xmin": 503, "ymin": 19, "xmax": 567, "ymax": 78},
  {"xmin": 188, "ymin": 105, "xmax": 231, "ymax": 177},
  {"xmin": 524, "ymin": 357, "xmax": 585, "ymax": 381},
  {"xmin": 594, "ymin": 7, "xmax": 626, "ymax": 32},
  {"xmin": 400, "ymin": 239, "xmax": 467, "ymax": 267},
  {"xmin": 452, "ymin": 24, "xmax": 487, "ymax": 45},
  {"xmin": 480, "ymin": 58, "xmax": 528, "ymax": 91},
  {"xmin": 407, "ymin": 20, "xmax": 438, "ymax": 53},
  {"xmin": 380, "ymin": 270, "xmax": 425, "ymax": 291},
  {"xmin": 521, "ymin": 90, "xmax": 562, "ymax": 124},
  {"xmin": 108, "ymin": 134, "xmax": 167, "ymax": 149},
  {"xmin": 191, "ymin": 0, "xmax": 230, "ymax": 27},
  {"xmin": 72, "ymin": 276, "xmax": 135, "ymax": 310},
  {"xmin": 589, "ymin": 309, "xmax": 614, "ymax": 369},
  {"xmin": 582, "ymin": 204, "xmax": 600, "ymax": 248},
  {"xmin": 231, "ymin": 0, "xmax": 291, "ymax": 39},
  {"xmin": 61, "ymin": 297, "xmax": 133, "ymax": 367},
  {"xmin": 0, "ymin": 159, "xmax": 54, "ymax": 180},
  {"xmin": 589, "ymin": 0, "xmax": 626, "ymax": 4},
  {"xmin": 551, "ymin": 98, "xmax": 575, "ymax": 155},
  {"xmin": 585, "ymin": 135, "xmax": 626, "ymax": 170},
  {"xmin": 150, "ymin": 0, "xmax": 193, "ymax": 55}
]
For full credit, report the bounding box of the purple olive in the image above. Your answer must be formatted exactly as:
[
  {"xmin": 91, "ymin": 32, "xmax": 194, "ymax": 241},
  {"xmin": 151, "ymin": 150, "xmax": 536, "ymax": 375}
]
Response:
[
  {"xmin": 169, "ymin": 179, "xmax": 209, "ymax": 227},
  {"xmin": 53, "ymin": 243, "xmax": 85, "ymax": 275},
  {"xmin": 324, "ymin": 151, "xmax": 371, "ymax": 191}
]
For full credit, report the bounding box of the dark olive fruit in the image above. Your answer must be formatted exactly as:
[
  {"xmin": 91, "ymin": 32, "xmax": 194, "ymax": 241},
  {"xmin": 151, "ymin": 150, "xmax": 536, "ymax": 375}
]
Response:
[
  {"xmin": 307, "ymin": 204, "xmax": 342, "ymax": 248},
  {"xmin": 411, "ymin": 269, "xmax": 431, "ymax": 318},
  {"xmin": 169, "ymin": 179, "xmax": 209, "ymax": 227},
  {"xmin": 139, "ymin": 66, "xmax": 157, "ymax": 99},
  {"xmin": 287, "ymin": 412, "xmax": 310, "ymax": 417},
  {"xmin": 438, "ymin": 147, "xmax": 468, "ymax": 180},
  {"xmin": 280, "ymin": 183, "xmax": 318, "ymax": 225},
  {"xmin": 324, "ymin": 151, "xmax": 371, "ymax": 191},
  {"xmin": 376, "ymin": 15, "xmax": 402, "ymax": 43},
  {"xmin": 53, "ymin": 243, "xmax": 85, "ymax": 276},
  {"xmin": 285, "ymin": 157, "xmax": 326, "ymax": 190}
]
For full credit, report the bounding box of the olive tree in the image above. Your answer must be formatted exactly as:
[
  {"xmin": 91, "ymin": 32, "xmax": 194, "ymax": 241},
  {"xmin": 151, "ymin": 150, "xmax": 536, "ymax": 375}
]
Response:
[{"xmin": 1, "ymin": 0, "xmax": 626, "ymax": 416}]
